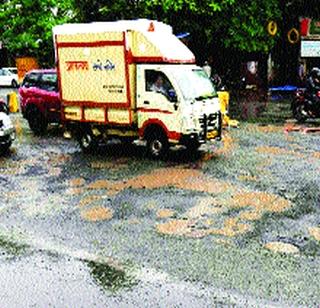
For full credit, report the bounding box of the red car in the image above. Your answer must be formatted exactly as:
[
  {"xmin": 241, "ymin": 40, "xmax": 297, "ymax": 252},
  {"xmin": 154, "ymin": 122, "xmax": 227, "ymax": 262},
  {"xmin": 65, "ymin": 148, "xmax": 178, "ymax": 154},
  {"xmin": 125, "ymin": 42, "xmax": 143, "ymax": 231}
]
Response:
[{"xmin": 19, "ymin": 69, "xmax": 60, "ymax": 134}]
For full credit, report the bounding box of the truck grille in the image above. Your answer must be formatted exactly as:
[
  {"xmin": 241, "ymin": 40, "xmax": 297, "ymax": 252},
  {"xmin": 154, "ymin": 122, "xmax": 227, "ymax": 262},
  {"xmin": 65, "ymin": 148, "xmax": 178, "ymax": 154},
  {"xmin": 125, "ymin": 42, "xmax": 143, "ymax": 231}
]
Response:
[{"xmin": 199, "ymin": 112, "xmax": 221, "ymax": 140}]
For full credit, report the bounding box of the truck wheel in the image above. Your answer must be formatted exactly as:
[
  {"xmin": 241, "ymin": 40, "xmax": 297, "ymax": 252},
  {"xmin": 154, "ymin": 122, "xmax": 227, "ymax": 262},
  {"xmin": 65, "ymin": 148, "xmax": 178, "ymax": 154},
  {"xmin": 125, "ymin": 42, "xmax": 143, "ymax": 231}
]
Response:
[
  {"xmin": 77, "ymin": 127, "xmax": 98, "ymax": 153},
  {"xmin": 0, "ymin": 142, "xmax": 11, "ymax": 155},
  {"xmin": 146, "ymin": 130, "xmax": 169, "ymax": 159},
  {"xmin": 27, "ymin": 107, "xmax": 48, "ymax": 135},
  {"xmin": 186, "ymin": 141, "xmax": 200, "ymax": 153}
]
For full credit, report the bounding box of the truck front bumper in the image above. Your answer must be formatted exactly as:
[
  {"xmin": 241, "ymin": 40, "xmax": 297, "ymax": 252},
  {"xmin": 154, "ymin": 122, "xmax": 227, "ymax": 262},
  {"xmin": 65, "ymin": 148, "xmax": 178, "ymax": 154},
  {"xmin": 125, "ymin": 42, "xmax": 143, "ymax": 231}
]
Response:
[
  {"xmin": 180, "ymin": 112, "xmax": 222, "ymax": 146},
  {"xmin": 180, "ymin": 129, "xmax": 221, "ymax": 147}
]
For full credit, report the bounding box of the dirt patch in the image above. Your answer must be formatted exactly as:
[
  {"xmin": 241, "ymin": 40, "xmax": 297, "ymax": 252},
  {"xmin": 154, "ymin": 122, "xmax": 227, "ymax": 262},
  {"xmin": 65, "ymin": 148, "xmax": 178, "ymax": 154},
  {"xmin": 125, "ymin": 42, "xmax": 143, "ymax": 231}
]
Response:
[
  {"xmin": 156, "ymin": 219, "xmax": 194, "ymax": 236},
  {"xmin": 81, "ymin": 206, "xmax": 113, "ymax": 222},
  {"xmin": 264, "ymin": 242, "xmax": 299, "ymax": 254},
  {"xmin": 156, "ymin": 209, "xmax": 175, "ymax": 219},
  {"xmin": 79, "ymin": 195, "xmax": 102, "ymax": 207},
  {"xmin": 230, "ymin": 192, "xmax": 291, "ymax": 213},
  {"xmin": 87, "ymin": 168, "xmax": 200, "ymax": 193},
  {"xmin": 238, "ymin": 210, "xmax": 263, "ymax": 221},
  {"xmin": 209, "ymin": 218, "xmax": 251, "ymax": 238},
  {"xmin": 186, "ymin": 197, "xmax": 225, "ymax": 219},
  {"xmin": 68, "ymin": 178, "xmax": 86, "ymax": 187},
  {"xmin": 177, "ymin": 177, "xmax": 233, "ymax": 195},
  {"xmin": 86, "ymin": 167, "xmax": 234, "ymax": 197},
  {"xmin": 313, "ymin": 152, "xmax": 320, "ymax": 160},
  {"xmin": 83, "ymin": 167, "xmax": 291, "ymax": 240},
  {"xmin": 88, "ymin": 180, "xmax": 113, "ymax": 190},
  {"xmin": 157, "ymin": 190, "xmax": 290, "ymax": 240},
  {"xmin": 65, "ymin": 187, "xmax": 85, "ymax": 196},
  {"xmin": 47, "ymin": 167, "xmax": 62, "ymax": 177},
  {"xmin": 308, "ymin": 227, "xmax": 320, "ymax": 241}
]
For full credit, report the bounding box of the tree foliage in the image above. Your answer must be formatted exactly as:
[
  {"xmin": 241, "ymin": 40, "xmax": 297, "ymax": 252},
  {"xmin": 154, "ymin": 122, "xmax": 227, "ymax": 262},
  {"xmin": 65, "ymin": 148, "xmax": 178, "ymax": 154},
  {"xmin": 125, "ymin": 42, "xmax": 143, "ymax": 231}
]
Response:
[
  {"xmin": 75, "ymin": 0, "xmax": 281, "ymax": 54},
  {"xmin": 0, "ymin": 0, "xmax": 75, "ymax": 65},
  {"xmin": 0, "ymin": 0, "xmax": 298, "ymax": 65},
  {"xmin": 221, "ymin": 0, "xmax": 281, "ymax": 52}
]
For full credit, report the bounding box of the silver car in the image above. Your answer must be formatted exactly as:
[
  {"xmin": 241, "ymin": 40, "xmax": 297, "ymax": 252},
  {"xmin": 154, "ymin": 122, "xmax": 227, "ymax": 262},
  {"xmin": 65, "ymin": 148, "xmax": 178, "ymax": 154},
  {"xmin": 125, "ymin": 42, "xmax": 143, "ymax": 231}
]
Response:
[
  {"xmin": 0, "ymin": 68, "xmax": 19, "ymax": 88},
  {"xmin": 0, "ymin": 100, "xmax": 15, "ymax": 154}
]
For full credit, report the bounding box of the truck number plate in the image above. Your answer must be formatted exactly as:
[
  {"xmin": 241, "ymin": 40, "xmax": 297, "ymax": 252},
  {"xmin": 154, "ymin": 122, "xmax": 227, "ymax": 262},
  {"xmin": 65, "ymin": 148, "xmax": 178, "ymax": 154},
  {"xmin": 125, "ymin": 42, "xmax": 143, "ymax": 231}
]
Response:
[{"xmin": 207, "ymin": 130, "xmax": 218, "ymax": 139}]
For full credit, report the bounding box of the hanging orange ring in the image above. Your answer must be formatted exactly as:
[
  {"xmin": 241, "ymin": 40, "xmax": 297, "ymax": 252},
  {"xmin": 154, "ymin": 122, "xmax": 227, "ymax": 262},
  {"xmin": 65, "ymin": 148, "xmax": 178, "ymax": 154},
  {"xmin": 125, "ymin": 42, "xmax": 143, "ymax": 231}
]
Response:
[
  {"xmin": 267, "ymin": 21, "xmax": 278, "ymax": 36},
  {"xmin": 287, "ymin": 28, "xmax": 299, "ymax": 44}
]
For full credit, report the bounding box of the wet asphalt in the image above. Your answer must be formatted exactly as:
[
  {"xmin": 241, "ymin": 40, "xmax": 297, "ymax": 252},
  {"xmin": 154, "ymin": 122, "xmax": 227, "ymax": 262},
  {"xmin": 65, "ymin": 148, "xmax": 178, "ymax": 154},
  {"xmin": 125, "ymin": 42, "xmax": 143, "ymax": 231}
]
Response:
[{"xmin": 0, "ymin": 87, "xmax": 320, "ymax": 307}]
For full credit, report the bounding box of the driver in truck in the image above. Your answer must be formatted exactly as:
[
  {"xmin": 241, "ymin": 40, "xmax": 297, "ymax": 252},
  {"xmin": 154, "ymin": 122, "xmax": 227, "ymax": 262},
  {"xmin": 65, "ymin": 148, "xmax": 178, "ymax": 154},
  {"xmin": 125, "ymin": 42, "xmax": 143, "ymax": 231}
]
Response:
[{"xmin": 150, "ymin": 74, "xmax": 167, "ymax": 95}]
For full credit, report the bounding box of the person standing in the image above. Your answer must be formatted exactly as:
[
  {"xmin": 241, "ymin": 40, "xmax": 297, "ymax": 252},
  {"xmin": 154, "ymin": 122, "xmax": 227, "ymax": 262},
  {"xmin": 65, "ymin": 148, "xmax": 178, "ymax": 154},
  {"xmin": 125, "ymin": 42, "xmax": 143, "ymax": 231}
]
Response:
[{"xmin": 202, "ymin": 61, "xmax": 212, "ymax": 78}]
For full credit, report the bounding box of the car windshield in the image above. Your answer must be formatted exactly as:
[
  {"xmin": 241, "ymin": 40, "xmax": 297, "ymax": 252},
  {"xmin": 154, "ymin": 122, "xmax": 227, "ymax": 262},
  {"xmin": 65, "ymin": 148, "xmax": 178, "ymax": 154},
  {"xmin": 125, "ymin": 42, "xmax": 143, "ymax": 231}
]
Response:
[
  {"xmin": 174, "ymin": 68, "xmax": 217, "ymax": 100},
  {"xmin": 8, "ymin": 68, "xmax": 17, "ymax": 75},
  {"xmin": 40, "ymin": 73, "xmax": 58, "ymax": 91}
]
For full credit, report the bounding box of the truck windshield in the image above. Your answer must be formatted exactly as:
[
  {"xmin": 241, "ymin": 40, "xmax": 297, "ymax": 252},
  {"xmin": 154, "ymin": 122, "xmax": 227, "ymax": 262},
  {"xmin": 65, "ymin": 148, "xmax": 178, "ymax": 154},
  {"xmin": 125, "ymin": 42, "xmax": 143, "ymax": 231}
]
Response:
[{"xmin": 175, "ymin": 68, "xmax": 217, "ymax": 101}]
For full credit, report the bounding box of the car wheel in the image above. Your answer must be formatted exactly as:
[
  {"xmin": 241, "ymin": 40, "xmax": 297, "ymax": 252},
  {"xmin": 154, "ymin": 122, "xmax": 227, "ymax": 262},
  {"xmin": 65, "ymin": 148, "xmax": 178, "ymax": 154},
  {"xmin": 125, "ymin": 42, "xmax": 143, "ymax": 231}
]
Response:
[
  {"xmin": 77, "ymin": 126, "xmax": 98, "ymax": 153},
  {"xmin": 146, "ymin": 130, "xmax": 169, "ymax": 159},
  {"xmin": 11, "ymin": 80, "xmax": 18, "ymax": 88},
  {"xmin": 27, "ymin": 107, "xmax": 48, "ymax": 135}
]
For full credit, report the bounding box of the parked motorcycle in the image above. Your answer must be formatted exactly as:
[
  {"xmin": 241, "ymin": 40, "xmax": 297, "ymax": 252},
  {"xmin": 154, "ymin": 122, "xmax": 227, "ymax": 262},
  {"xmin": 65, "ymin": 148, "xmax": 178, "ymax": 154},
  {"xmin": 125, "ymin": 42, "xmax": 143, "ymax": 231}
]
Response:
[
  {"xmin": 0, "ymin": 99, "xmax": 15, "ymax": 154},
  {"xmin": 291, "ymin": 88, "xmax": 320, "ymax": 122}
]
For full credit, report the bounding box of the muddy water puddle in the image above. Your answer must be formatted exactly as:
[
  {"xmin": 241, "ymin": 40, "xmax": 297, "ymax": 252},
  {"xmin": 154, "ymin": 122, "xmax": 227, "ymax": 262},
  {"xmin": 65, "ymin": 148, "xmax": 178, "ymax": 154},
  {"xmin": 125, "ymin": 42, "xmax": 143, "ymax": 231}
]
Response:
[{"xmin": 70, "ymin": 166, "xmax": 292, "ymax": 242}]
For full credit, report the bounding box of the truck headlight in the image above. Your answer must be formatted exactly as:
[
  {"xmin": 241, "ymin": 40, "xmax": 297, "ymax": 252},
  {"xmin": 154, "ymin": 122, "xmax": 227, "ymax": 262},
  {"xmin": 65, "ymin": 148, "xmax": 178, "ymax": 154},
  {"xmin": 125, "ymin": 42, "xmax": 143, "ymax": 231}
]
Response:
[{"xmin": 182, "ymin": 115, "xmax": 195, "ymax": 130}]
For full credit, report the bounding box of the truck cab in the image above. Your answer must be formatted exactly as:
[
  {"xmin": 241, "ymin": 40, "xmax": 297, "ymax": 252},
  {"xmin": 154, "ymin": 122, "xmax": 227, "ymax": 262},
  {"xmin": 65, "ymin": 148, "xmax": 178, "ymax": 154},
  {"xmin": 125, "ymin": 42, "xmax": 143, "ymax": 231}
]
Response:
[{"xmin": 137, "ymin": 64, "xmax": 221, "ymax": 156}]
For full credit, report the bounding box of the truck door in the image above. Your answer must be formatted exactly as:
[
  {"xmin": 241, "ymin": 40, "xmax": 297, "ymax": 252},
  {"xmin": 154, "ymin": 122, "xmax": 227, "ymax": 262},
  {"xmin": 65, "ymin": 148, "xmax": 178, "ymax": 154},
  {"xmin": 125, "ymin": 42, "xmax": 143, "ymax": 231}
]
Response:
[{"xmin": 136, "ymin": 66, "xmax": 180, "ymax": 140}]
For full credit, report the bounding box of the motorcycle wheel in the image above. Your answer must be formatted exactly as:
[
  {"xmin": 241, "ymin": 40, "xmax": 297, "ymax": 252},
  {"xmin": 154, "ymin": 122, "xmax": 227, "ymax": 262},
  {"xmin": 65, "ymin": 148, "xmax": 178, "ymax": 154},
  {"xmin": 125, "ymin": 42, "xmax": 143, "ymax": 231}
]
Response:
[{"xmin": 292, "ymin": 100, "xmax": 307, "ymax": 123}]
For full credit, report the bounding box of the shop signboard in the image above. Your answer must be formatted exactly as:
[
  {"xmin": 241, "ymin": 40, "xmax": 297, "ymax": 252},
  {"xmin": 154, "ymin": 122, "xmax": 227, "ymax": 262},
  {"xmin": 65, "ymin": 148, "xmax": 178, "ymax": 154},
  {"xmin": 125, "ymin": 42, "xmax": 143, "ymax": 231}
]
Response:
[
  {"xmin": 310, "ymin": 20, "xmax": 320, "ymax": 35},
  {"xmin": 301, "ymin": 40, "xmax": 320, "ymax": 57}
]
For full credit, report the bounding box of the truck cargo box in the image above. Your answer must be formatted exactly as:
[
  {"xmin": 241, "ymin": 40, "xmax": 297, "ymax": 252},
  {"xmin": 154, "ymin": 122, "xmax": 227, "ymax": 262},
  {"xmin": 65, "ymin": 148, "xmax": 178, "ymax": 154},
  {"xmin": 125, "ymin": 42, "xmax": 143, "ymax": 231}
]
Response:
[{"xmin": 53, "ymin": 20, "xmax": 195, "ymax": 125}]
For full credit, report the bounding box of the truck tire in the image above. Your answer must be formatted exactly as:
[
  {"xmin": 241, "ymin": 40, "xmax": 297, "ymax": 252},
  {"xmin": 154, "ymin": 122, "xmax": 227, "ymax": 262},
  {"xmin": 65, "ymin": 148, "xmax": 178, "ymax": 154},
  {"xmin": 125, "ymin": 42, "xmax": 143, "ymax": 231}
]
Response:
[
  {"xmin": 146, "ymin": 129, "xmax": 169, "ymax": 159},
  {"xmin": 186, "ymin": 141, "xmax": 200, "ymax": 153},
  {"xmin": 27, "ymin": 107, "xmax": 48, "ymax": 135},
  {"xmin": 77, "ymin": 126, "xmax": 98, "ymax": 153},
  {"xmin": 0, "ymin": 142, "xmax": 11, "ymax": 155}
]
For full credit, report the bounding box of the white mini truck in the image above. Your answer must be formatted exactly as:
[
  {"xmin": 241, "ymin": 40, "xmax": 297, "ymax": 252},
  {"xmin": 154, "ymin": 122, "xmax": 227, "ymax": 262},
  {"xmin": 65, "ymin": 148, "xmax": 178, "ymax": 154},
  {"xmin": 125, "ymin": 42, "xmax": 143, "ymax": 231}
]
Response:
[{"xmin": 53, "ymin": 20, "xmax": 222, "ymax": 158}]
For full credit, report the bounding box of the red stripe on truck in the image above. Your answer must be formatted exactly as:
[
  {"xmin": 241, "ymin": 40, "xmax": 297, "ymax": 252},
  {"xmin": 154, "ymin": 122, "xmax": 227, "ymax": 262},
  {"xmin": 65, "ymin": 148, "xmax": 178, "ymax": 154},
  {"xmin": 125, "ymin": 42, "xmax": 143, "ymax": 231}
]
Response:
[
  {"xmin": 139, "ymin": 119, "xmax": 181, "ymax": 141},
  {"xmin": 56, "ymin": 40, "xmax": 125, "ymax": 48},
  {"xmin": 132, "ymin": 56, "xmax": 196, "ymax": 64},
  {"xmin": 137, "ymin": 107, "xmax": 173, "ymax": 114}
]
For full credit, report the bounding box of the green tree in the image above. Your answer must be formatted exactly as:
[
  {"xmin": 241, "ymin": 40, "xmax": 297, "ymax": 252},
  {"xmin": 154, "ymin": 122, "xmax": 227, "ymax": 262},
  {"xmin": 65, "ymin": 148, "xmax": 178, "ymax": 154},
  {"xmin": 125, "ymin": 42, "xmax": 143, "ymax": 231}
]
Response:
[
  {"xmin": 72, "ymin": 0, "xmax": 281, "ymax": 62},
  {"xmin": 0, "ymin": 0, "xmax": 76, "ymax": 65},
  {"xmin": 221, "ymin": 0, "xmax": 281, "ymax": 53}
]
